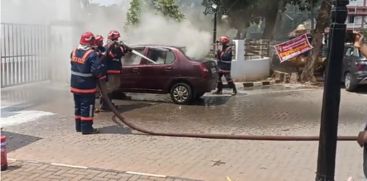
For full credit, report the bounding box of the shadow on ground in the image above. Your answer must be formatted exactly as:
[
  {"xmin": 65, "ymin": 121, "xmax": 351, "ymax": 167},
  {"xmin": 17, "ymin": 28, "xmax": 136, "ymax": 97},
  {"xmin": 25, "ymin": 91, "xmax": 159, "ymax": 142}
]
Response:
[
  {"xmin": 1, "ymin": 131, "xmax": 42, "ymax": 152},
  {"xmin": 354, "ymin": 85, "xmax": 367, "ymax": 94}
]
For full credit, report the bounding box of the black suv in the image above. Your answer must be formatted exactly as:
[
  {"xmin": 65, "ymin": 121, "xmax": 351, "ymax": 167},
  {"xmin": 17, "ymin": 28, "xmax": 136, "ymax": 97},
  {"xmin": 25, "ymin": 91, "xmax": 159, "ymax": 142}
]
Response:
[{"xmin": 343, "ymin": 45, "xmax": 367, "ymax": 91}]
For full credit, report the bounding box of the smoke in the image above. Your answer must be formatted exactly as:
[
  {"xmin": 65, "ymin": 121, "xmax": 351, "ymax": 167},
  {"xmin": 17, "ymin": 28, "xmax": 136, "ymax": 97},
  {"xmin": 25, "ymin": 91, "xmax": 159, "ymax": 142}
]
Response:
[
  {"xmin": 125, "ymin": 11, "xmax": 212, "ymax": 59},
  {"xmin": 1, "ymin": 0, "xmax": 215, "ymax": 87}
]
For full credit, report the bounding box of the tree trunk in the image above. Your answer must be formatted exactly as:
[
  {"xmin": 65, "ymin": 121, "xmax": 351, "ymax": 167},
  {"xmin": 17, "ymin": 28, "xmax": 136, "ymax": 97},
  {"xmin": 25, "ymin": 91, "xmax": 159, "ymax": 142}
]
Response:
[
  {"xmin": 262, "ymin": 0, "xmax": 284, "ymax": 39},
  {"xmin": 300, "ymin": 0, "xmax": 331, "ymax": 82}
]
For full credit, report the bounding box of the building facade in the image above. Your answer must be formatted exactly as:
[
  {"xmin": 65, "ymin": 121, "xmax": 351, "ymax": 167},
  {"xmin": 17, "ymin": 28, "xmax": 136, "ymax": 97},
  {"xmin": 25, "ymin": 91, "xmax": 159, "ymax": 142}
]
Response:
[{"xmin": 347, "ymin": 0, "xmax": 367, "ymax": 30}]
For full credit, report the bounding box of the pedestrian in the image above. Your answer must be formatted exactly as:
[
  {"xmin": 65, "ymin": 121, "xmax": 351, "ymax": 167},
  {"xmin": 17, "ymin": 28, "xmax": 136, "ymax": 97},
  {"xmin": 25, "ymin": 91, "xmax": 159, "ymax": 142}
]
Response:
[
  {"xmin": 70, "ymin": 32, "xmax": 106, "ymax": 134},
  {"xmin": 99, "ymin": 30, "xmax": 131, "ymax": 111},
  {"xmin": 214, "ymin": 35, "xmax": 237, "ymax": 95},
  {"xmin": 353, "ymin": 31, "xmax": 367, "ymax": 177},
  {"xmin": 289, "ymin": 24, "xmax": 313, "ymax": 76}
]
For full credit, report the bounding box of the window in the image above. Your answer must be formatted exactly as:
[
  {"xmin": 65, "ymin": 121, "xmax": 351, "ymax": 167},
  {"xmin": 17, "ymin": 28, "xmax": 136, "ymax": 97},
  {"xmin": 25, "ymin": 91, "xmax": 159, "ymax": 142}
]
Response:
[
  {"xmin": 345, "ymin": 47, "xmax": 353, "ymax": 56},
  {"xmin": 166, "ymin": 51, "xmax": 175, "ymax": 64},
  {"xmin": 123, "ymin": 48, "xmax": 144, "ymax": 66},
  {"xmin": 352, "ymin": 47, "xmax": 360, "ymax": 57},
  {"xmin": 145, "ymin": 48, "xmax": 175, "ymax": 65},
  {"xmin": 348, "ymin": 15, "xmax": 355, "ymax": 23}
]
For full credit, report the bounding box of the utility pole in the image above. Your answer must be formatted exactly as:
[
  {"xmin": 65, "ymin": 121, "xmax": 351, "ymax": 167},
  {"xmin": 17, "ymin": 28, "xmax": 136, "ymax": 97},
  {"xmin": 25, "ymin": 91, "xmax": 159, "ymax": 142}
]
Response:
[
  {"xmin": 213, "ymin": 10, "xmax": 217, "ymax": 43},
  {"xmin": 315, "ymin": 0, "xmax": 348, "ymax": 181}
]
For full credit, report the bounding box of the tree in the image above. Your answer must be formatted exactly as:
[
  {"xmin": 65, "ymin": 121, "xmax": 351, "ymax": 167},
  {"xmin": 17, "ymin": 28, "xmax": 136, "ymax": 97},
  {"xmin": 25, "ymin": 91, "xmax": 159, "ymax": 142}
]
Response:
[
  {"xmin": 202, "ymin": 0, "xmax": 318, "ymax": 39},
  {"xmin": 127, "ymin": 0, "xmax": 141, "ymax": 25},
  {"xmin": 300, "ymin": 0, "xmax": 331, "ymax": 82},
  {"xmin": 152, "ymin": 0, "xmax": 184, "ymax": 22},
  {"xmin": 126, "ymin": 0, "xmax": 184, "ymax": 26}
]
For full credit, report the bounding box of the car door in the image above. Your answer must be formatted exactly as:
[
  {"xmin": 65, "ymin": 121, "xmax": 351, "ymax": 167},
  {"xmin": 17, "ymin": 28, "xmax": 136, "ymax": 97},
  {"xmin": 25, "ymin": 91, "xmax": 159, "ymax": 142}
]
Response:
[
  {"xmin": 120, "ymin": 47, "xmax": 145, "ymax": 91},
  {"xmin": 343, "ymin": 47, "xmax": 353, "ymax": 76},
  {"xmin": 137, "ymin": 47, "xmax": 176, "ymax": 92}
]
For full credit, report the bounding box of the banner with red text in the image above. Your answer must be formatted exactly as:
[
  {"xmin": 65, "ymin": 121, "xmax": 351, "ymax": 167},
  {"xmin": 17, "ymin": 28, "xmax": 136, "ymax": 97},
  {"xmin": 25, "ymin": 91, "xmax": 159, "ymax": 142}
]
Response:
[{"xmin": 274, "ymin": 34, "xmax": 313, "ymax": 63}]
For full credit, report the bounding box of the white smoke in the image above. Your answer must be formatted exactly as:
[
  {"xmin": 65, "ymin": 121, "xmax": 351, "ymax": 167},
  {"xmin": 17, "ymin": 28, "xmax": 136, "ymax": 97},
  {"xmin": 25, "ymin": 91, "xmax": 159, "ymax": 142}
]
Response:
[
  {"xmin": 1, "ymin": 0, "xmax": 215, "ymax": 85},
  {"xmin": 125, "ymin": 11, "xmax": 212, "ymax": 59}
]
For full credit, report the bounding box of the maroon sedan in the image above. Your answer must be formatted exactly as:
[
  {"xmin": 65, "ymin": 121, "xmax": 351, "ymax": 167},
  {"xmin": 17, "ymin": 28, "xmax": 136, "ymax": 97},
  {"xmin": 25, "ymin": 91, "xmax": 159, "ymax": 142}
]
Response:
[{"xmin": 118, "ymin": 45, "xmax": 218, "ymax": 104}]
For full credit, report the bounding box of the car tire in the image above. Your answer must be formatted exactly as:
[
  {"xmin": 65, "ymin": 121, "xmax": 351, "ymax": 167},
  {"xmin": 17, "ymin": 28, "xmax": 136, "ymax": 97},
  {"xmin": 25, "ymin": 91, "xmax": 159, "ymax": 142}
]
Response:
[
  {"xmin": 345, "ymin": 72, "xmax": 358, "ymax": 92},
  {"xmin": 170, "ymin": 83, "xmax": 192, "ymax": 105}
]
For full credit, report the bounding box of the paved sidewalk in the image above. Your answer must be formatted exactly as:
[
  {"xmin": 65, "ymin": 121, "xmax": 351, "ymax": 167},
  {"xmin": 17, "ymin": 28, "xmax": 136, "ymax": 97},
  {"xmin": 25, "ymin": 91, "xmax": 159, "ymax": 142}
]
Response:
[
  {"xmin": 1, "ymin": 159, "xmax": 201, "ymax": 181},
  {"xmin": 2, "ymin": 83, "xmax": 367, "ymax": 180}
]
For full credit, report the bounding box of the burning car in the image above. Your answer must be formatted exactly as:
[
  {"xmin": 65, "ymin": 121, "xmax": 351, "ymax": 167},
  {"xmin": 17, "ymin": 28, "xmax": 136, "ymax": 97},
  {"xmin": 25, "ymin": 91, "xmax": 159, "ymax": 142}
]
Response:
[{"xmin": 117, "ymin": 45, "xmax": 218, "ymax": 104}]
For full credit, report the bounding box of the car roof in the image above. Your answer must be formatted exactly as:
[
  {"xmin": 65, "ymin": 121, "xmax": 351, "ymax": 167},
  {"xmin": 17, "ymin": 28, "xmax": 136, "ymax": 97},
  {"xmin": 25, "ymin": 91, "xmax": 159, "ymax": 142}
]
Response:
[{"xmin": 130, "ymin": 44, "xmax": 185, "ymax": 50}]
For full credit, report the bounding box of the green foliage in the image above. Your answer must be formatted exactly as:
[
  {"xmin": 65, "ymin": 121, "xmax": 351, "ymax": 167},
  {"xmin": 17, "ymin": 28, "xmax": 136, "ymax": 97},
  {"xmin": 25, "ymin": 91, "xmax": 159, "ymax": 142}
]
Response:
[
  {"xmin": 152, "ymin": 0, "xmax": 185, "ymax": 22},
  {"xmin": 126, "ymin": 0, "xmax": 184, "ymax": 26},
  {"xmin": 127, "ymin": 0, "xmax": 141, "ymax": 25}
]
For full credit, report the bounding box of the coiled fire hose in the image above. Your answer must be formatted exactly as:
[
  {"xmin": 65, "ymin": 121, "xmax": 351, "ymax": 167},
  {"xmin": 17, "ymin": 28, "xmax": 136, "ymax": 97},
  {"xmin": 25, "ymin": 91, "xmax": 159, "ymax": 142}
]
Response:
[{"xmin": 97, "ymin": 80, "xmax": 358, "ymax": 141}]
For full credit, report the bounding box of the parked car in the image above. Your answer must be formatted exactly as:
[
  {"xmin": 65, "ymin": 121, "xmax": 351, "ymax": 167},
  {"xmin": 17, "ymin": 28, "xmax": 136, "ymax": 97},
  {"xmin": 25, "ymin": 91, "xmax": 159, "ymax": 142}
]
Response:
[
  {"xmin": 117, "ymin": 45, "xmax": 218, "ymax": 104},
  {"xmin": 342, "ymin": 44, "xmax": 367, "ymax": 91}
]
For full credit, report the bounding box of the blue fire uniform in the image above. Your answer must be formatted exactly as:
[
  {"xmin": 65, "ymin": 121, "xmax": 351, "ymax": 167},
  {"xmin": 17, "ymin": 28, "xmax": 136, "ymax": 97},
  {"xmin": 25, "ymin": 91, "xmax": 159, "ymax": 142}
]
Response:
[
  {"xmin": 70, "ymin": 47, "xmax": 106, "ymax": 133},
  {"xmin": 105, "ymin": 41, "xmax": 126, "ymax": 75},
  {"xmin": 215, "ymin": 45, "xmax": 237, "ymax": 94},
  {"xmin": 217, "ymin": 45, "xmax": 233, "ymax": 73}
]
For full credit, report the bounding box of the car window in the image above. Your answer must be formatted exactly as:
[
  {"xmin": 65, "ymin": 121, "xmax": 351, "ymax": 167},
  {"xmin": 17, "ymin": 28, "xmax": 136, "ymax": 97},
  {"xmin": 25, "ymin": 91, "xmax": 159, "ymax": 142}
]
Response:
[
  {"xmin": 345, "ymin": 47, "xmax": 353, "ymax": 56},
  {"xmin": 166, "ymin": 51, "xmax": 175, "ymax": 64},
  {"xmin": 352, "ymin": 47, "xmax": 360, "ymax": 57},
  {"xmin": 145, "ymin": 48, "xmax": 175, "ymax": 65},
  {"xmin": 123, "ymin": 48, "xmax": 144, "ymax": 66}
]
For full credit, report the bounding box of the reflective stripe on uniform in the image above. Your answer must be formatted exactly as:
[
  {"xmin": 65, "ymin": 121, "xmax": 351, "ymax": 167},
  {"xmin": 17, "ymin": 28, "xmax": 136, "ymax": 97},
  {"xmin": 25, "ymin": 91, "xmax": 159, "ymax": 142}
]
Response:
[
  {"xmin": 71, "ymin": 49, "xmax": 94, "ymax": 64},
  {"xmin": 81, "ymin": 117, "xmax": 93, "ymax": 121},
  {"xmin": 99, "ymin": 75, "xmax": 107, "ymax": 80},
  {"xmin": 219, "ymin": 60, "xmax": 231, "ymax": 64},
  {"xmin": 71, "ymin": 70, "xmax": 93, "ymax": 77},
  {"xmin": 71, "ymin": 87, "xmax": 97, "ymax": 94},
  {"xmin": 107, "ymin": 70, "xmax": 121, "ymax": 74},
  {"xmin": 89, "ymin": 104, "xmax": 93, "ymax": 118}
]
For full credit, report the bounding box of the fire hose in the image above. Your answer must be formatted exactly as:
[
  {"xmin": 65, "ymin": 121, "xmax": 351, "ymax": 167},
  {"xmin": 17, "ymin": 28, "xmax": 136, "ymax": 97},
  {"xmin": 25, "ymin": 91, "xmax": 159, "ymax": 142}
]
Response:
[
  {"xmin": 97, "ymin": 45, "xmax": 358, "ymax": 141},
  {"xmin": 97, "ymin": 80, "xmax": 359, "ymax": 141}
]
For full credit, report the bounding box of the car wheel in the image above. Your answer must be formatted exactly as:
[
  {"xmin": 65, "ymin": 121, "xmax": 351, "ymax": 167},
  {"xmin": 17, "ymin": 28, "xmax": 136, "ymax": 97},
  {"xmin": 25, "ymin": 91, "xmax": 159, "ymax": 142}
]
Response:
[
  {"xmin": 345, "ymin": 72, "xmax": 358, "ymax": 91},
  {"xmin": 170, "ymin": 83, "xmax": 192, "ymax": 104}
]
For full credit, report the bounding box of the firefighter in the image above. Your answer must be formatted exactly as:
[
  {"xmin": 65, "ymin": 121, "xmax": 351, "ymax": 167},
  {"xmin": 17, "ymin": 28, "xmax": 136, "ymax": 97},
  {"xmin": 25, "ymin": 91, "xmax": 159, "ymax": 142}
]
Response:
[
  {"xmin": 93, "ymin": 35, "xmax": 106, "ymax": 105},
  {"xmin": 70, "ymin": 32, "xmax": 106, "ymax": 134},
  {"xmin": 94, "ymin": 35, "xmax": 106, "ymax": 54},
  {"xmin": 214, "ymin": 35, "xmax": 237, "ymax": 95},
  {"xmin": 99, "ymin": 30, "xmax": 131, "ymax": 111}
]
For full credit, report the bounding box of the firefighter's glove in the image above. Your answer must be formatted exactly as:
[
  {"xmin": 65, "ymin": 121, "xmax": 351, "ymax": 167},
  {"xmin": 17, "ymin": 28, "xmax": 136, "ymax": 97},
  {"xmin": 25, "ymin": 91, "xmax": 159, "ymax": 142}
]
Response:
[{"xmin": 124, "ymin": 45, "xmax": 133, "ymax": 53}]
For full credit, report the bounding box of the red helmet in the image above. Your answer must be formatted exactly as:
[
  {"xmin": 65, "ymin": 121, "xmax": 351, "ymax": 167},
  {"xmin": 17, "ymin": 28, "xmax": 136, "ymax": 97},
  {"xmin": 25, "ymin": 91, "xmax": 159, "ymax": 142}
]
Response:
[
  {"xmin": 108, "ymin": 30, "xmax": 120, "ymax": 41},
  {"xmin": 80, "ymin": 32, "xmax": 95, "ymax": 46},
  {"xmin": 219, "ymin": 36, "xmax": 230, "ymax": 45},
  {"xmin": 95, "ymin": 35, "xmax": 104, "ymax": 46}
]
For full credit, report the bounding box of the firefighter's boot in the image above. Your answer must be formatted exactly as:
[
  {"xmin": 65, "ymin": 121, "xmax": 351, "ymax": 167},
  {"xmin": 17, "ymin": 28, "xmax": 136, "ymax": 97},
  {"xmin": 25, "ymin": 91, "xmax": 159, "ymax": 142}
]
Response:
[
  {"xmin": 214, "ymin": 82, "xmax": 223, "ymax": 94},
  {"xmin": 75, "ymin": 119, "xmax": 81, "ymax": 132},
  {"xmin": 229, "ymin": 82, "xmax": 237, "ymax": 96}
]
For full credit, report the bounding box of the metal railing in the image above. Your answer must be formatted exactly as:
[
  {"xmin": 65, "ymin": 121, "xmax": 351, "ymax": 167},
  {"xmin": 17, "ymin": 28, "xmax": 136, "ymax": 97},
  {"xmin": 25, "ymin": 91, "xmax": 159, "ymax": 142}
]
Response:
[
  {"xmin": 1, "ymin": 23, "xmax": 49, "ymax": 88},
  {"xmin": 244, "ymin": 39, "xmax": 271, "ymax": 58}
]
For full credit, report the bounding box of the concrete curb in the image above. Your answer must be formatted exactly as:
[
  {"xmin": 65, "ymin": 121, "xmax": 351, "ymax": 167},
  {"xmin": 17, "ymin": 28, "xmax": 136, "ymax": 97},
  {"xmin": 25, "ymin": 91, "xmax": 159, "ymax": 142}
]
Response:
[{"xmin": 242, "ymin": 80, "xmax": 275, "ymax": 88}]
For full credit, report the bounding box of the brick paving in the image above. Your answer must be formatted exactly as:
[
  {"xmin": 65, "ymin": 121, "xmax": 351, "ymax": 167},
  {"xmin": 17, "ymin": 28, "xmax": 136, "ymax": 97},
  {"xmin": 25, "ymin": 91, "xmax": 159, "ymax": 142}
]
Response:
[
  {"xmin": 1, "ymin": 83, "xmax": 367, "ymax": 180},
  {"xmin": 1, "ymin": 160, "xmax": 201, "ymax": 181}
]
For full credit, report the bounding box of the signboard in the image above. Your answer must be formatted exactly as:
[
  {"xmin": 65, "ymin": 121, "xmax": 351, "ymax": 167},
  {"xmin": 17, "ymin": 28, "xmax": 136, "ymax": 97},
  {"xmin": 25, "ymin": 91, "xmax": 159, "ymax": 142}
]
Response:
[{"xmin": 274, "ymin": 34, "xmax": 313, "ymax": 63}]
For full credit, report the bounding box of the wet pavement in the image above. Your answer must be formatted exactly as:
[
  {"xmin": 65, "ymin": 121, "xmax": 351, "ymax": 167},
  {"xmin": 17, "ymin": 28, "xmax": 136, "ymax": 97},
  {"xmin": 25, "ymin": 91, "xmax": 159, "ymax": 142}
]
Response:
[{"xmin": 1, "ymin": 82, "xmax": 367, "ymax": 180}]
